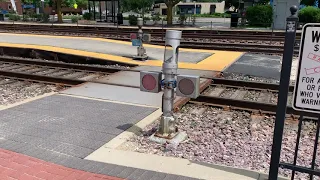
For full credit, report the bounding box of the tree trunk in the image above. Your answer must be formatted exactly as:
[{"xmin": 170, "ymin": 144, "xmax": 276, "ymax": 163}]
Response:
[
  {"xmin": 167, "ymin": 4, "xmax": 173, "ymax": 25},
  {"xmin": 57, "ymin": 0, "xmax": 62, "ymax": 23}
]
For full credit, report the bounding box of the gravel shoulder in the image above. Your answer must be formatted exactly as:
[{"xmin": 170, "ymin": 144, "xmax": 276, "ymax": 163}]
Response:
[
  {"xmin": 118, "ymin": 104, "xmax": 320, "ymax": 180},
  {"xmin": 0, "ymin": 79, "xmax": 60, "ymax": 106}
]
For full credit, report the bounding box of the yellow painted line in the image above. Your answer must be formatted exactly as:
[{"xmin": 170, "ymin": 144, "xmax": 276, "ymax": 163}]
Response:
[
  {"xmin": 0, "ymin": 42, "xmax": 243, "ymax": 71},
  {"xmin": 0, "ymin": 42, "xmax": 140, "ymax": 65},
  {"xmin": 0, "ymin": 32, "xmax": 223, "ymax": 52},
  {"xmin": 198, "ymin": 51, "xmax": 243, "ymax": 71},
  {"xmin": 0, "ymin": 33, "xmax": 244, "ymax": 71}
]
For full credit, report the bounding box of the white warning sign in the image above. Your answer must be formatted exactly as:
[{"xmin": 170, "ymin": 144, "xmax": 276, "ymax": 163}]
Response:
[{"xmin": 293, "ymin": 24, "xmax": 320, "ymax": 113}]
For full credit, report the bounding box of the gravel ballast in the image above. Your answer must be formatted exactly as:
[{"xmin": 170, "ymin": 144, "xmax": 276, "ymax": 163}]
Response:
[
  {"xmin": 0, "ymin": 79, "xmax": 59, "ymax": 105},
  {"xmin": 119, "ymin": 104, "xmax": 320, "ymax": 180}
]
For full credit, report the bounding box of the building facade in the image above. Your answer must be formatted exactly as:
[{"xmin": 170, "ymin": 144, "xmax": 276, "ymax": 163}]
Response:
[
  {"xmin": 177, "ymin": 1, "xmax": 226, "ymax": 14},
  {"xmin": 0, "ymin": 0, "xmax": 22, "ymax": 14},
  {"xmin": 154, "ymin": 1, "xmax": 226, "ymax": 15},
  {"xmin": 272, "ymin": 0, "xmax": 299, "ymax": 29}
]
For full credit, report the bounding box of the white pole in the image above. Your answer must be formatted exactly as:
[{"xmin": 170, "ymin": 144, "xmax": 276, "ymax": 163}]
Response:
[{"xmin": 159, "ymin": 30, "xmax": 182, "ymax": 136}]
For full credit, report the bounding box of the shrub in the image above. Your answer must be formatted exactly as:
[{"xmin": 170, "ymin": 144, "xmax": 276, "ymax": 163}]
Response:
[
  {"xmin": 161, "ymin": 16, "xmax": 167, "ymax": 21},
  {"xmin": 8, "ymin": 14, "xmax": 20, "ymax": 21},
  {"xmin": 178, "ymin": 13, "xmax": 187, "ymax": 25},
  {"xmin": 299, "ymin": 6, "xmax": 320, "ymax": 23},
  {"xmin": 8, "ymin": 10, "xmax": 15, "ymax": 14},
  {"xmin": 36, "ymin": 14, "xmax": 42, "ymax": 21},
  {"xmin": 29, "ymin": 14, "xmax": 42, "ymax": 21},
  {"xmin": 41, "ymin": 14, "xmax": 49, "ymax": 23},
  {"xmin": 22, "ymin": 15, "xmax": 29, "ymax": 22},
  {"xmin": 129, "ymin": 15, "xmax": 137, "ymax": 25},
  {"xmin": 246, "ymin": 5, "xmax": 273, "ymax": 27},
  {"xmin": 83, "ymin": 12, "xmax": 92, "ymax": 20},
  {"xmin": 4, "ymin": 14, "xmax": 9, "ymax": 17},
  {"xmin": 143, "ymin": 16, "xmax": 150, "ymax": 20},
  {"xmin": 152, "ymin": 13, "xmax": 161, "ymax": 22},
  {"xmin": 71, "ymin": 16, "xmax": 81, "ymax": 23}
]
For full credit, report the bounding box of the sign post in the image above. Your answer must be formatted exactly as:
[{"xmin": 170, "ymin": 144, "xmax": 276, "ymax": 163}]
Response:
[
  {"xmin": 268, "ymin": 6, "xmax": 298, "ymax": 180},
  {"xmin": 293, "ymin": 24, "xmax": 320, "ymax": 113}
]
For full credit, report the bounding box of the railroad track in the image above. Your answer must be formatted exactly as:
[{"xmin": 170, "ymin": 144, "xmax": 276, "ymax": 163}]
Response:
[
  {"xmin": 0, "ymin": 76, "xmax": 62, "ymax": 105},
  {"xmin": 192, "ymin": 78, "xmax": 318, "ymax": 119},
  {"xmin": 0, "ymin": 56, "xmax": 122, "ymax": 86},
  {"xmin": 1, "ymin": 56, "xmax": 312, "ymax": 119},
  {"xmin": 0, "ymin": 23, "xmax": 301, "ymax": 55}
]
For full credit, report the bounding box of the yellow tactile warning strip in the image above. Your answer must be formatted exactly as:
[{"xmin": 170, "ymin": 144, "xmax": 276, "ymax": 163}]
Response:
[{"xmin": 0, "ymin": 33, "xmax": 244, "ymax": 71}]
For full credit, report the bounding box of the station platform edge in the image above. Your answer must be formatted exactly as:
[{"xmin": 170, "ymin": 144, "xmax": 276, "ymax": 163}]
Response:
[{"xmin": 0, "ymin": 33, "xmax": 244, "ymax": 71}]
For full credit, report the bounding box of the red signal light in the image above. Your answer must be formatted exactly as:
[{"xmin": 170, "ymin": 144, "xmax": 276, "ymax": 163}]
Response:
[
  {"xmin": 178, "ymin": 78, "xmax": 194, "ymax": 95},
  {"xmin": 140, "ymin": 71, "xmax": 162, "ymax": 93},
  {"xmin": 130, "ymin": 33, "xmax": 137, "ymax": 40},
  {"xmin": 142, "ymin": 74, "xmax": 156, "ymax": 90},
  {"xmin": 176, "ymin": 75, "xmax": 200, "ymax": 98}
]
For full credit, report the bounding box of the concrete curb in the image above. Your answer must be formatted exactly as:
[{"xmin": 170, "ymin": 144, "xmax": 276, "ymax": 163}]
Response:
[
  {"xmin": 191, "ymin": 161, "xmax": 289, "ymax": 180},
  {"xmin": 104, "ymin": 108, "xmax": 162, "ymax": 149}
]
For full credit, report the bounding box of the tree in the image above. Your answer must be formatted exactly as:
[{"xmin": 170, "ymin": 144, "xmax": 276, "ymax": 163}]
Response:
[
  {"xmin": 22, "ymin": 0, "xmax": 86, "ymax": 23},
  {"xmin": 59, "ymin": 0, "xmax": 87, "ymax": 22},
  {"xmin": 121, "ymin": 0, "xmax": 153, "ymax": 19},
  {"xmin": 164, "ymin": 0, "xmax": 180, "ymax": 25},
  {"xmin": 153, "ymin": 0, "xmax": 180, "ymax": 25}
]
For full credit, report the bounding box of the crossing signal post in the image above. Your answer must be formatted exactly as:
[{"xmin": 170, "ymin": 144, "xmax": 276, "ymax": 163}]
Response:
[
  {"xmin": 131, "ymin": 18, "xmax": 150, "ymax": 60},
  {"xmin": 140, "ymin": 30, "xmax": 200, "ymax": 140}
]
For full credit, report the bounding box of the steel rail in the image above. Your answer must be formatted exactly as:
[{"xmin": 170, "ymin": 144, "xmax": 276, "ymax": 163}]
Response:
[
  {"xmin": 0, "ymin": 56, "xmax": 126, "ymax": 73},
  {"xmin": 0, "ymin": 23, "xmax": 299, "ymax": 36},
  {"xmin": 0, "ymin": 24, "xmax": 302, "ymax": 54},
  {"xmin": 0, "ymin": 70, "xmax": 85, "ymax": 85},
  {"xmin": 192, "ymin": 95, "xmax": 318, "ymax": 118},
  {"xmin": 2, "ymin": 28, "xmax": 289, "ymax": 41},
  {"xmin": 0, "ymin": 24, "xmax": 299, "ymax": 41},
  {"xmin": 211, "ymin": 78, "xmax": 294, "ymax": 92}
]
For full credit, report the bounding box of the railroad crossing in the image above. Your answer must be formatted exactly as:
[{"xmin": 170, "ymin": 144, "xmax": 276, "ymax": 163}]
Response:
[{"xmin": 0, "ymin": 5, "xmax": 318, "ymax": 180}]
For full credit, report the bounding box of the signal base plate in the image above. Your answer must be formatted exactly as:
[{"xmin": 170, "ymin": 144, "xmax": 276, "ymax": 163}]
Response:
[
  {"xmin": 149, "ymin": 131, "xmax": 187, "ymax": 145},
  {"xmin": 133, "ymin": 55, "xmax": 148, "ymax": 61}
]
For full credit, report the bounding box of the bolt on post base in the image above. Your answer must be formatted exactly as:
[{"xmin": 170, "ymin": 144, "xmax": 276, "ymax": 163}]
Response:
[
  {"xmin": 133, "ymin": 55, "xmax": 148, "ymax": 60},
  {"xmin": 150, "ymin": 131, "xmax": 188, "ymax": 145},
  {"xmin": 154, "ymin": 116, "xmax": 178, "ymax": 139},
  {"xmin": 150, "ymin": 116, "xmax": 187, "ymax": 145}
]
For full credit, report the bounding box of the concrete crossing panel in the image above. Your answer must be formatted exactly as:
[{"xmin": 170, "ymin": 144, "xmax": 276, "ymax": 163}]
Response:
[{"xmin": 0, "ymin": 95, "xmax": 157, "ymax": 158}]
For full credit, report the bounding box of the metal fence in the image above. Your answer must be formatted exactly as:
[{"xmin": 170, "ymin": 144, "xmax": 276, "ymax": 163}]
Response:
[
  {"xmin": 268, "ymin": 5, "xmax": 320, "ymax": 180},
  {"xmin": 279, "ymin": 116, "xmax": 320, "ymax": 179}
]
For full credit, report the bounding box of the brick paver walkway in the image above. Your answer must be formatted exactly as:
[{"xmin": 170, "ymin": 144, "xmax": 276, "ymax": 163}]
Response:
[{"xmin": 0, "ymin": 148, "xmax": 123, "ymax": 180}]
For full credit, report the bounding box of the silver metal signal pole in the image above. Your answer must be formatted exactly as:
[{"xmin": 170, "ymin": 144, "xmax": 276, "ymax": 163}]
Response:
[{"xmin": 156, "ymin": 30, "xmax": 182, "ymax": 138}]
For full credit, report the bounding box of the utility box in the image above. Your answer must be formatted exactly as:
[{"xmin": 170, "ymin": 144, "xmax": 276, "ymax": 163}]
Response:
[
  {"xmin": 273, "ymin": 0, "xmax": 299, "ymax": 29},
  {"xmin": 142, "ymin": 34, "xmax": 151, "ymax": 42},
  {"xmin": 117, "ymin": 13, "xmax": 123, "ymax": 25},
  {"xmin": 0, "ymin": 14, "xmax": 4, "ymax": 21},
  {"xmin": 230, "ymin": 13, "xmax": 239, "ymax": 28}
]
